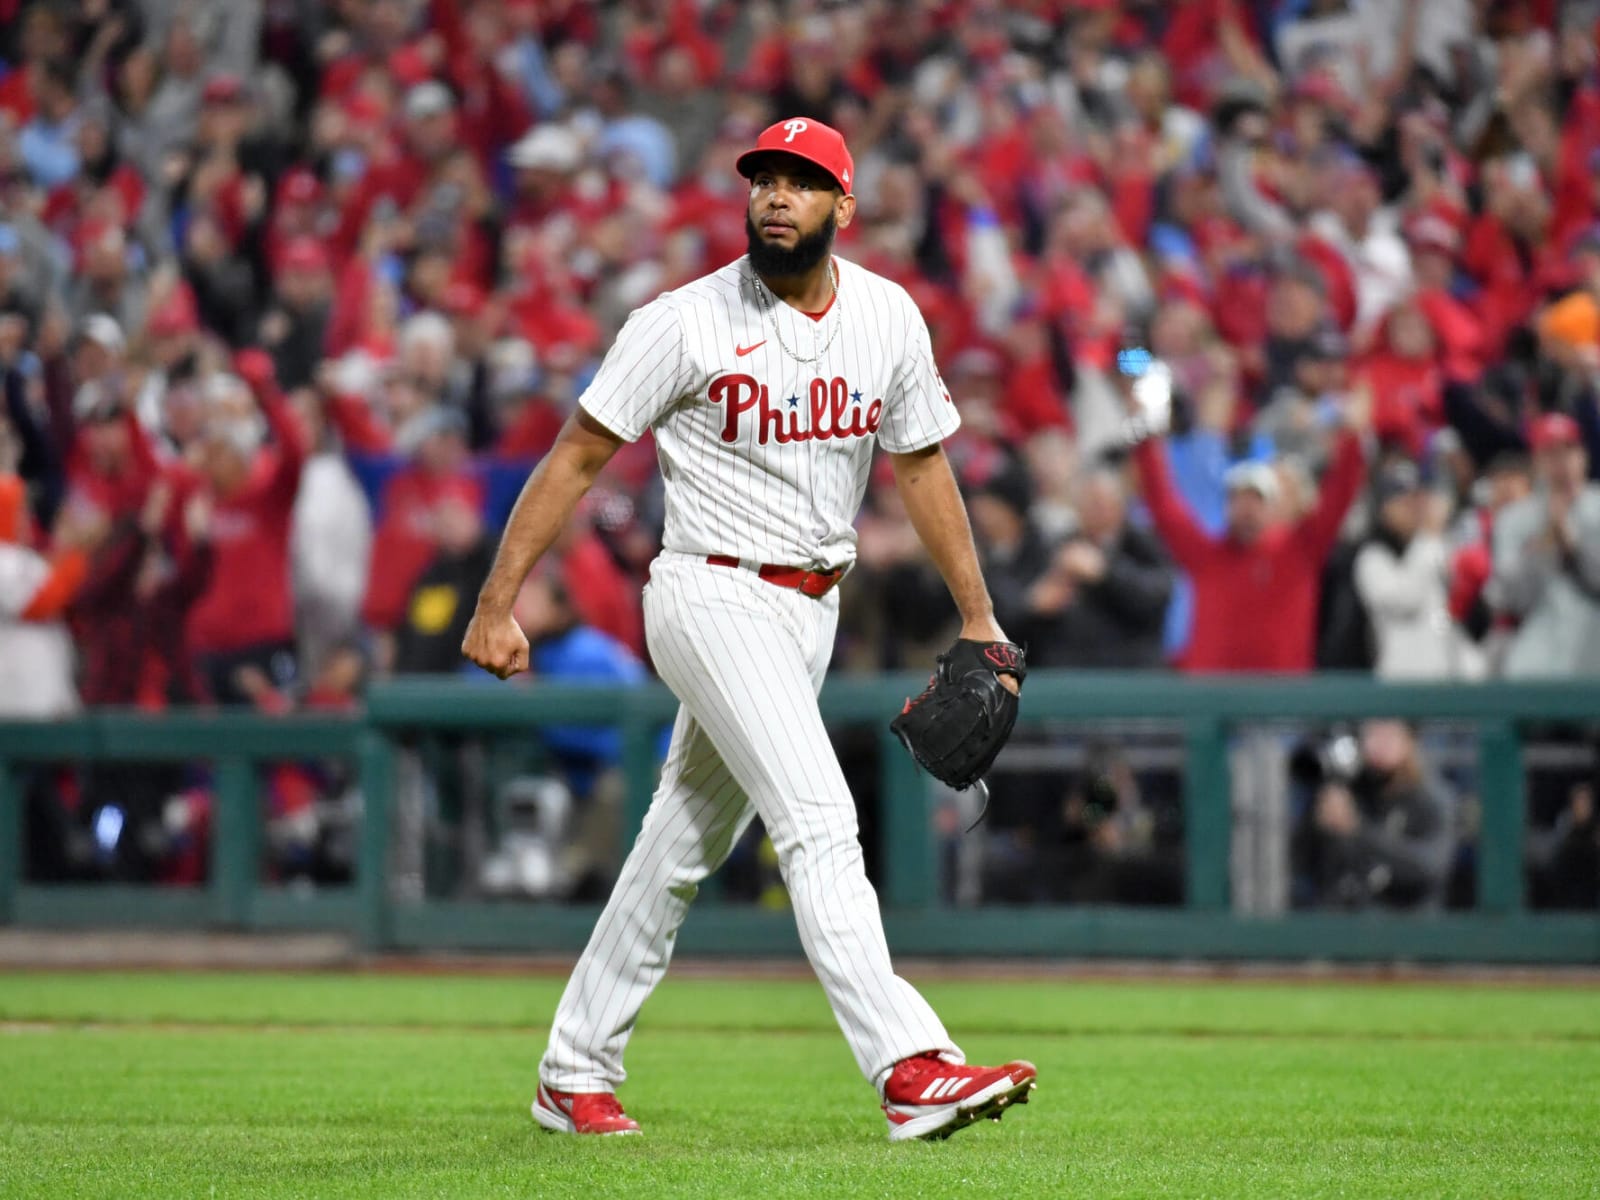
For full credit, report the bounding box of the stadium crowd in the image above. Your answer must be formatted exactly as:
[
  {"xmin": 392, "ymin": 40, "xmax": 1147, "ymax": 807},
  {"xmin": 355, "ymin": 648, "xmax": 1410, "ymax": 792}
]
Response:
[{"xmin": 1, "ymin": 0, "xmax": 1597, "ymax": 907}]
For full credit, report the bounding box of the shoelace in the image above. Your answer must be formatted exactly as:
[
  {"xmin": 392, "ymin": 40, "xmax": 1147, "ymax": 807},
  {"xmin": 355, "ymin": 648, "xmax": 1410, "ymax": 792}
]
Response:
[{"xmin": 893, "ymin": 1054, "xmax": 965, "ymax": 1095}]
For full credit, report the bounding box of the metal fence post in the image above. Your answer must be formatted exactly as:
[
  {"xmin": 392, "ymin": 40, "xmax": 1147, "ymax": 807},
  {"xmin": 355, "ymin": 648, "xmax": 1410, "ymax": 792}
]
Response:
[
  {"xmin": 357, "ymin": 729, "xmax": 396, "ymax": 949},
  {"xmin": 879, "ymin": 725, "xmax": 934, "ymax": 908},
  {"xmin": 0, "ymin": 757, "xmax": 18, "ymax": 924},
  {"xmin": 1477, "ymin": 720, "xmax": 1525, "ymax": 915},
  {"xmin": 211, "ymin": 757, "xmax": 258, "ymax": 927},
  {"xmin": 1183, "ymin": 716, "xmax": 1231, "ymax": 911}
]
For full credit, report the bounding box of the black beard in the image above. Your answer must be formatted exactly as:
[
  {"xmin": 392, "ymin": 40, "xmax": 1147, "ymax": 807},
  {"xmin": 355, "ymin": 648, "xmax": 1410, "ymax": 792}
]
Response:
[{"xmin": 746, "ymin": 211, "xmax": 836, "ymax": 280}]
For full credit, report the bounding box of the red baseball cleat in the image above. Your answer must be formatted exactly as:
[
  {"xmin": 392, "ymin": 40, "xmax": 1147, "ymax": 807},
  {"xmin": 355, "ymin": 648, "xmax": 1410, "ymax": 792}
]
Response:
[
  {"xmin": 881, "ymin": 1054, "xmax": 1037, "ymax": 1142},
  {"xmin": 531, "ymin": 1082, "xmax": 641, "ymax": 1135}
]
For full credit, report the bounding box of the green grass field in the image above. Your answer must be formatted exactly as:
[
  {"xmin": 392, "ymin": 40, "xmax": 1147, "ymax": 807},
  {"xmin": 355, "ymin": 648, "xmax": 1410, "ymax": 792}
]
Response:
[{"xmin": 0, "ymin": 969, "xmax": 1596, "ymax": 1199}]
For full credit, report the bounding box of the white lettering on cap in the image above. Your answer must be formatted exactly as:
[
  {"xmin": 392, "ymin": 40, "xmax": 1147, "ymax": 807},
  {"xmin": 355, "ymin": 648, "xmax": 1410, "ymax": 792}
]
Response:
[{"xmin": 782, "ymin": 119, "xmax": 809, "ymax": 142}]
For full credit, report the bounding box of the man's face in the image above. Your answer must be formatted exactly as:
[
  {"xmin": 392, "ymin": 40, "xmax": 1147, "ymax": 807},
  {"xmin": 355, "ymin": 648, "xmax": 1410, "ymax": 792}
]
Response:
[
  {"xmin": 408, "ymin": 111, "xmax": 455, "ymax": 162},
  {"xmin": 1489, "ymin": 465, "xmax": 1532, "ymax": 510},
  {"xmin": 1379, "ymin": 490, "xmax": 1423, "ymax": 540},
  {"xmin": 82, "ymin": 411, "xmax": 130, "ymax": 471},
  {"xmin": 74, "ymin": 340, "xmax": 114, "ymax": 381},
  {"xmin": 1225, "ymin": 487, "xmax": 1270, "ymax": 543},
  {"xmin": 1538, "ymin": 442, "xmax": 1588, "ymax": 495},
  {"xmin": 744, "ymin": 155, "xmax": 853, "ymax": 276},
  {"xmin": 1076, "ymin": 475, "xmax": 1125, "ymax": 542}
]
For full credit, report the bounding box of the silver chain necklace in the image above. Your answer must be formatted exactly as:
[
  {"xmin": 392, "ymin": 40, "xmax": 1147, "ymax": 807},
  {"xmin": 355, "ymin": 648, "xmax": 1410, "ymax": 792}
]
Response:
[{"xmin": 752, "ymin": 259, "xmax": 841, "ymax": 366}]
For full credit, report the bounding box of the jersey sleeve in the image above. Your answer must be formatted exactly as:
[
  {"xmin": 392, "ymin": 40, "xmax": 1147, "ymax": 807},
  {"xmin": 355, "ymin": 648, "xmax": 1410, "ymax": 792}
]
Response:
[
  {"xmin": 876, "ymin": 301, "xmax": 960, "ymax": 453},
  {"xmin": 576, "ymin": 299, "xmax": 693, "ymax": 442}
]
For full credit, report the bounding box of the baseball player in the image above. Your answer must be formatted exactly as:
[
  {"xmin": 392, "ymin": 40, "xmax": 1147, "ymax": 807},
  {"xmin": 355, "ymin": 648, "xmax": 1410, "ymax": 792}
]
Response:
[{"xmin": 462, "ymin": 117, "xmax": 1035, "ymax": 1141}]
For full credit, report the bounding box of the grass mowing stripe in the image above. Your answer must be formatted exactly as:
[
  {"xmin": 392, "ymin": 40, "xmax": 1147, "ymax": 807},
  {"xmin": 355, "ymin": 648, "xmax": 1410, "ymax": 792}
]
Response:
[
  {"xmin": 3, "ymin": 972, "xmax": 1597, "ymax": 1040},
  {"xmin": 8, "ymin": 1017, "xmax": 1600, "ymax": 1047},
  {"xmin": 1, "ymin": 1016, "xmax": 1596, "ymax": 1199}
]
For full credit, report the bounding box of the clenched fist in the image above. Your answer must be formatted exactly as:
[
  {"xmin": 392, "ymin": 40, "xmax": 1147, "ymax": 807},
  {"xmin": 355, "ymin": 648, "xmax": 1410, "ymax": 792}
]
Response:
[{"xmin": 461, "ymin": 609, "xmax": 530, "ymax": 679}]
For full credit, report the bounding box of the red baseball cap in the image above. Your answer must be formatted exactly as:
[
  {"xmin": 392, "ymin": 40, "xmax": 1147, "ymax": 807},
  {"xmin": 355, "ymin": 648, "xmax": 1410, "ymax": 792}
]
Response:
[
  {"xmin": 736, "ymin": 118, "xmax": 854, "ymax": 193},
  {"xmin": 281, "ymin": 236, "xmax": 329, "ymax": 274},
  {"xmin": 147, "ymin": 286, "xmax": 199, "ymax": 338},
  {"xmin": 279, "ymin": 168, "xmax": 322, "ymax": 206},
  {"xmin": 441, "ymin": 280, "xmax": 487, "ymax": 318},
  {"xmin": 1529, "ymin": 412, "xmax": 1583, "ymax": 451}
]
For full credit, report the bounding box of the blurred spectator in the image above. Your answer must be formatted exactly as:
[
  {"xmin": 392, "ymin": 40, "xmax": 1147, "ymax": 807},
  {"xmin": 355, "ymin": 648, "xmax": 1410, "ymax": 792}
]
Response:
[
  {"xmin": 69, "ymin": 477, "xmax": 213, "ymax": 709},
  {"xmin": 393, "ymin": 494, "xmax": 491, "ymax": 675},
  {"xmin": 356, "ymin": 404, "xmax": 482, "ymax": 665},
  {"xmin": 288, "ymin": 385, "xmax": 371, "ymax": 682},
  {"xmin": 1131, "ymin": 391, "xmax": 1367, "ymax": 672},
  {"xmin": 1294, "ymin": 720, "xmax": 1456, "ymax": 912},
  {"xmin": 1447, "ymin": 450, "xmax": 1534, "ymax": 653},
  {"xmin": 1528, "ymin": 781, "xmax": 1599, "ymax": 910},
  {"xmin": 1354, "ymin": 460, "xmax": 1486, "ymax": 680},
  {"xmin": 258, "ymin": 238, "xmax": 332, "ymax": 388},
  {"xmin": 1489, "ymin": 413, "xmax": 1600, "ymax": 676},
  {"xmin": 0, "ymin": 459, "xmax": 87, "ymax": 718},
  {"xmin": 506, "ymin": 569, "xmax": 648, "ymax": 777},
  {"xmin": 185, "ymin": 352, "xmax": 305, "ymax": 704},
  {"xmin": 1021, "ymin": 463, "xmax": 1173, "ymax": 669}
]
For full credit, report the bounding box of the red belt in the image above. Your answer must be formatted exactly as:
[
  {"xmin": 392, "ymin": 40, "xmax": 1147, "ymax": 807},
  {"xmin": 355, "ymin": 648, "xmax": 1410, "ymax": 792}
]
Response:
[{"xmin": 706, "ymin": 555, "xmax": 844, "ymax": 598}]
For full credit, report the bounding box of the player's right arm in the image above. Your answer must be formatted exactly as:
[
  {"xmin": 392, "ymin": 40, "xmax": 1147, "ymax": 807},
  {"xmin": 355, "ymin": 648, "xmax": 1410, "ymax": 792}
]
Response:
[
  {"xmin": 462, "ymin": 298, "xmax": 690, "ymax": 679},
  {"xmin": 461, "ymin": 411, "xmax": 623, "ymax": 679}
]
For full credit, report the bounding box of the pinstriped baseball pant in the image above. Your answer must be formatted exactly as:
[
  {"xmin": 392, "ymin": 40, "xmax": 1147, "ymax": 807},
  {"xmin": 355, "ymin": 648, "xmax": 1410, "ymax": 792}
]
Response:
[{"xmin": 539, "ymin": 552, "xmax": 960, "ymax": 1093}]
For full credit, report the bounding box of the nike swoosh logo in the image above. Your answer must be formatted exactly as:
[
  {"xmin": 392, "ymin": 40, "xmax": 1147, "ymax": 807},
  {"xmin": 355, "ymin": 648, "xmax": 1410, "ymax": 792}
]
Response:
[{"xmin": 735, "ymin": 341, "xmax": 766, "ymax": 357}]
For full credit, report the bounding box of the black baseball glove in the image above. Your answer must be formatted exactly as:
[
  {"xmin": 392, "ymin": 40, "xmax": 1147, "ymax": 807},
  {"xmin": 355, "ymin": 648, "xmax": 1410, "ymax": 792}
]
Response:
[{"xmin": 890, "ymin": 639, "xmax": 1026, "ymax": 791}]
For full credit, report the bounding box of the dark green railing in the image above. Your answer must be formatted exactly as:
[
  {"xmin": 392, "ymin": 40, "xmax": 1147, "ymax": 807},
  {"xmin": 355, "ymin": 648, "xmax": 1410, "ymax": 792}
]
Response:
[{"xmin": 1, "ymin": 674, "xmax": 1598, "ymax": 962}]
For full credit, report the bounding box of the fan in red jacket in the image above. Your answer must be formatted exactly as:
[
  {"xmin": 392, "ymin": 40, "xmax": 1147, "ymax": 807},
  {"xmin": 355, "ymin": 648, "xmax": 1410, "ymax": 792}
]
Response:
[
  {"xmin": 1354, "ymin": 299, "xmax": 1444, "ymax": 458},
  {"xmin": 356, "ymin": 406, "xmax": 485, "ymax": 640},
  {"xmin": 1133, "ymin": 414, "xmax": 1367, "ymax": 672},
  {"xmin": 184, "ymin": 351, "xmax": 307, "ymax": 704}
]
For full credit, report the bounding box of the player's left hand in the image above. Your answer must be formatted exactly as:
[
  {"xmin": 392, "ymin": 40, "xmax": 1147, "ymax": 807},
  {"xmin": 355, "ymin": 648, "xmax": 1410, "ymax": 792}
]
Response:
[
  {"xmin": 958, "ymin": 617, "xmax": 1020, "ymax": 694},
  {"xmin": 461, "ymin": 610, "xmax": 530, "ymax": 679}
]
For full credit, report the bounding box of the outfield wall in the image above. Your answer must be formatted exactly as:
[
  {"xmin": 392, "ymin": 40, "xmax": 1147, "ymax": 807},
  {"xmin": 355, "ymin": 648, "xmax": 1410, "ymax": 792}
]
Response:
[{"xmin": 1, "ymin": 674, "xmax": 1597, "ymax": 963}]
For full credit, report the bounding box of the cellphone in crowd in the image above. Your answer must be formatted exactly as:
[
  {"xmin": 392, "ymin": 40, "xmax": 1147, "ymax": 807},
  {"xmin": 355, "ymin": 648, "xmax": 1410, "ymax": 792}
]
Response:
[
  {"xmin": 1123, "ymin": 350, "xmax": 1174, "ymax": 435},
  {"xmin": 1117, "ymin": 346, "xmax": 1154, "ymax": 378}
]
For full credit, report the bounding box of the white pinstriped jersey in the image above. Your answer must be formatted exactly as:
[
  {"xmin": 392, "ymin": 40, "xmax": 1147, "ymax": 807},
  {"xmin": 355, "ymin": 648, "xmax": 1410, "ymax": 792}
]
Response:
[{"xmin": 578, "ymin": 255, "xmax": 959, "ymax": 570}]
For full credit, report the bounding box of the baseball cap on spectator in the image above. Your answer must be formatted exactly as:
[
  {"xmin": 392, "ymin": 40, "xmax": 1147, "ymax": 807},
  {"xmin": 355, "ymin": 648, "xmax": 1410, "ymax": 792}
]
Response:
[
  {"xmin": 72, "ymin": 379, "xmax": 123, "ymax": 423},
  {"xmin": 280, "ymin": 237, "xmax": 329, "ymax": 274},
  {"xmin": 507, "ymin": 125, "xmax": 582, "ymax": 173},
  {"xmin": 343, "ymin": 92, "xmax": 387, "ymax": 132},
  {"xmin": 1268, "ymin": 251, "xmax": 1327, "ymax": 295},
  {"xmin": 1305, "ymin": 325, "xmax": 1350, "ymax": 361},
  {"xmin": 1374, "ymin": 460, "xmax": 1423, "ymax": 504},
  {"xmin": 1537, "ymin": 292, "xmax": 1600, "ymax": 350},
  {"xmin": 1528, "ymin": 412, "xmax": 1582, "ymax": 451},
  {"xmin": 1291, "ymin": 72, "xmax": 1350, "ymax": 112},
  {"xmin": 79, "ymin": 314, "xmax": 125, "ymax": 355},
  {"xmin": 147, "ymin": 287, "xmax": 200, "ymax": 338},
  {"xmin": 202, "ymin": 74, "xmax": 246, "ymax": 105},
  {"xmin": 1224, "ymin": 460, "xmax": 1280, "ymax": 502},
  {"xmin": 1404, "ymin": 213, "xmax": 1462, "ymax": 258},
  {"xmin": 389, "ymin": 45, "xmax": 433, "ymax": 88},
  {"xmin": 441, "ymin": 281, "xmax": 487, "ymax": 319},
  {"xmin": 972, "ymin": 462, "xmax": 1032, "ymax": 518},
  {"xmin": 396, "ymin": 404, "xmax": 469, "ymax": 455},
  {"xmin": 949, "ymin": 345, "xmax": 1005, "ymax": 380},
  {"xmin": 736, "ymin": 118, "xmax": 854, "ymax": 193},
  {"xmin": 278, "ymin": 168, "xmax": 322, "ymax": 206},
  {"xmin": 405, "ymin": 81, "xmax": 455, "ymax": 122}
]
